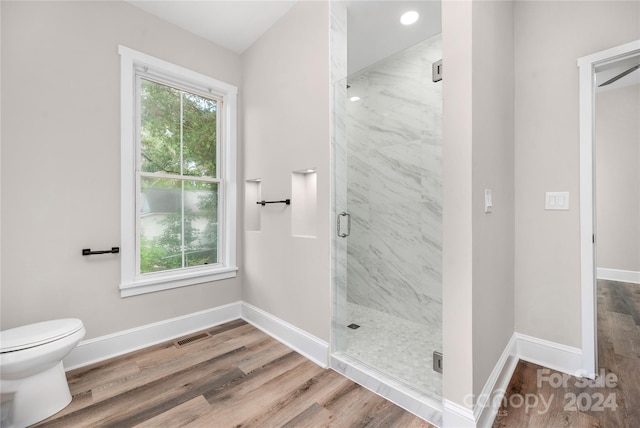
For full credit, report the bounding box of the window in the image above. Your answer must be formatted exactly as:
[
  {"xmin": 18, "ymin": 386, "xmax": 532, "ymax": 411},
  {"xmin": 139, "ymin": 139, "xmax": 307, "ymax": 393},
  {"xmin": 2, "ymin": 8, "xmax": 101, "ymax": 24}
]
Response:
[{"xmin": 119, "ymin": 46, "xmax": 237, "ymax": 297}]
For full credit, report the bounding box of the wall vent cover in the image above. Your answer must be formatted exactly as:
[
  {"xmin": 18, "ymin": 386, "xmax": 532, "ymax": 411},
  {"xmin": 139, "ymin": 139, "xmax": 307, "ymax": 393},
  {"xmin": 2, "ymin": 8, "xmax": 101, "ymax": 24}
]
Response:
[{"xmin": 173, "ymin": 332, "xmax": 211, "ymax": 348}]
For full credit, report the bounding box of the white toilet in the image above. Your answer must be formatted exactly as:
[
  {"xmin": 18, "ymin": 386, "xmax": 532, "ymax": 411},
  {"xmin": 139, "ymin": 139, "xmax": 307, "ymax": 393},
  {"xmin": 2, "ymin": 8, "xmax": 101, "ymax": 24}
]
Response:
[{"xmin": 0, "ymin": 319, "xmax": 85, "ymax": 428}]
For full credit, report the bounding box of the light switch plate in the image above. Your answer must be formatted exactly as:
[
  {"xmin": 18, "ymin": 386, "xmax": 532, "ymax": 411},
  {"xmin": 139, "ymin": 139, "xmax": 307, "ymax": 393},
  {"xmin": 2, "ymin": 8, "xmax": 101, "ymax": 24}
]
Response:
[
  {"xmin": 484, "ymin": 189, "xmax": 493, "ymax": 213},
  {"xmin": 545, "ymin": 192, "xmax": 570, "ymax": 210}
]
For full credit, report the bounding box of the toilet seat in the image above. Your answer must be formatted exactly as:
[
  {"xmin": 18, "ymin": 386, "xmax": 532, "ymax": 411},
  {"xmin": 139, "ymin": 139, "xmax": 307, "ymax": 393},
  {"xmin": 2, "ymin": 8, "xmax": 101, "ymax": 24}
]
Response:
[{"xmin": 0, "ymin": 319, "xmax": 84, "ymax": 353}]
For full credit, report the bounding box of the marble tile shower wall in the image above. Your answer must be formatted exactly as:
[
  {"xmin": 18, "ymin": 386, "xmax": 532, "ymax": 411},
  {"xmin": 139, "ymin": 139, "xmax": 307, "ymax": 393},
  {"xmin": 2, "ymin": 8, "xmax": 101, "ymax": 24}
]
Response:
[{"xmin": 346, "ymin": 34, "xmax": 442, "ymax": 327}]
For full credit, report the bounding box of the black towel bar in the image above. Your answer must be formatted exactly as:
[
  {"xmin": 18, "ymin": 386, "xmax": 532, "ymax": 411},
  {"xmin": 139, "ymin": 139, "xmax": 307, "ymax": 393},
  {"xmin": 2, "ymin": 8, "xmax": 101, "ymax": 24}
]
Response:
[
  {"xmin": 256, "ymin": 199, "xmax": 291, "ymax": 206},
  {"xmin": 82, "ymin": 247, "xmax": 120, "ymax": 256}
]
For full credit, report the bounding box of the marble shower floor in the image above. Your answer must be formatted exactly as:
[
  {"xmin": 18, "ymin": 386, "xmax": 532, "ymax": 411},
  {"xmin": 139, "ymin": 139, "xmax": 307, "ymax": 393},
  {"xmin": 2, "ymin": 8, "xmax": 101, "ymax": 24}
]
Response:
[{"xmin": 345, "ymin": 302, "xmax": 442, "ymax": 401}]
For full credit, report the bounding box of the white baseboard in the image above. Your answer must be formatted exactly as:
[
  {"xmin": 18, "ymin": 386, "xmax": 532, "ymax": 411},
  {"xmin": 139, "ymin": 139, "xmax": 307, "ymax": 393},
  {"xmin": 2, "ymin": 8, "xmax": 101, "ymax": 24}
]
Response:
[
  {"xmin": 63, "ymin": 301, "xmax": 329, "ymax": 373},
  {"xmin": 473, "ymin": 334, "xmax": 519, "ymax": 427},
  {"xmin": 515, "ymin": 332, "xmax": 583, "ymax": 377},
  {"xmin": 597, "ymin": 268, "xmax": 640, "ymax": 284},
  {"xmin": 240, "ymin": 301, "xmax": 329, "ymax": 368},
  {"xmin": 63, "ymin": 302, "xmax": 241, "ymax": 371},
  {"xmin": 444, "ymin": 332, "xmax": 582, "ymax": 428},
  {"xmin": 443, "ymin": 400, "xmax": 476, "ymax": 427}
]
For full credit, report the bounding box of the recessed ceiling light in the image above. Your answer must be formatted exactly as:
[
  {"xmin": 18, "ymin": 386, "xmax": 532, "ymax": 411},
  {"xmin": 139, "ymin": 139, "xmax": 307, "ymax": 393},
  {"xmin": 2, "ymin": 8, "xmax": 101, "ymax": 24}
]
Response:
[
  {"xmin": 350, "ymin": 96, "xmax": 361, "ymax": 102},
  {"xmin": 400, "ymin": 11, "xmax": 419, "ymax": 26}
]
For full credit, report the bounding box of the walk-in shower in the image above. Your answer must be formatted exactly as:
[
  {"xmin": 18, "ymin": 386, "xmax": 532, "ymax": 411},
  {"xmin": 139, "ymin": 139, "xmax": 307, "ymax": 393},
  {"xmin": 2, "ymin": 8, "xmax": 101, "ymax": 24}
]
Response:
[{"xmin": 331, "ymin": 1, "xmax": 443, "ymax": 423}]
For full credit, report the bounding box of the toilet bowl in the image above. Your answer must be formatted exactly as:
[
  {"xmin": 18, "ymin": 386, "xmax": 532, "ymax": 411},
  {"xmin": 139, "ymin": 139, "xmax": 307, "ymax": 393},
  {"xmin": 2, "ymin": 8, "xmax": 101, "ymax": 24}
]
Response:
[{"xmin": 0, "ymin": 319, "xmax": 85, "ymax": 428}]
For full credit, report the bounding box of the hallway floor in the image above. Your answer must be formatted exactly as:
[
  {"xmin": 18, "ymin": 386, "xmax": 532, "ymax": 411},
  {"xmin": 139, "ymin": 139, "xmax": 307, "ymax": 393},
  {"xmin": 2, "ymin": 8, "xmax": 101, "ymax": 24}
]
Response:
[{"xmin": 493, "ymin": 280, "xmax": 640, "ymax": 427}]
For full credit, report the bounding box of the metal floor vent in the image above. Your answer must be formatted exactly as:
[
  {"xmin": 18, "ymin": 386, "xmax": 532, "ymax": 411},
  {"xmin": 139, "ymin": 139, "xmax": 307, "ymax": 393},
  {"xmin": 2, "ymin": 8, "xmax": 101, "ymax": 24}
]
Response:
[{"xmin": 173, "ymin": 332, "xmax": 211, "ymax": 348}]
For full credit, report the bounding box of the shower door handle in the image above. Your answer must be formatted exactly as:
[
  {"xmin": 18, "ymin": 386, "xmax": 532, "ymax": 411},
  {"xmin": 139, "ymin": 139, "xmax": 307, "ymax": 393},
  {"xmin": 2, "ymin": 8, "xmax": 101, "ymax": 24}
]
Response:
[{"xmin": 337, "ymin": 212, "xmax": 351, "ymax": 237}]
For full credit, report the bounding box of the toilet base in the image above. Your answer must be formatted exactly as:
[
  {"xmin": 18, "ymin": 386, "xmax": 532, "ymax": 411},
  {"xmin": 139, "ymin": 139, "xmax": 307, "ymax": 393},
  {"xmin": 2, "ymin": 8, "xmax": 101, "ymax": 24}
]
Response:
[{"xmin": 1, "ymin": 361, "xmax": 72, "ymax": 428}]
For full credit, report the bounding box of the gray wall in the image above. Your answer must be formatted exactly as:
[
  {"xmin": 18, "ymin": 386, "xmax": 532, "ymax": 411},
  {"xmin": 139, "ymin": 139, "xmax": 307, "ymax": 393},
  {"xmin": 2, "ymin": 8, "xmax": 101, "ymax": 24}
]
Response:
[
  {"xmin": 442, "ymin": 0, "xmax": 516, "ymax": 409},
  {"xmin": 442, "ymin": 0, "xmax": 474, "ymax": 408},
  {"xmin": 345, "ymin": 35, "xmax": 442, "ymax": 328},
  {"xmin": 0, "ymin": 1, "xmax": 243, "ymax": 338},
  {"xmin": 471, "ymin": 0, "xmax": 515, "ymax": 400},
  {"xmin": 241, "ymin": 2, "xmax": 331, "ymax": 341},
  {"xmin": 596, "ymin": 84, "xmax": 640, "ymax": 272},
  {"xmin": 441, "ymin": 0, "xmax": 639, "ymax": 409},
  {"xmin": 514, "ymin": 0, "xmax": 640, "ymax": 347}
]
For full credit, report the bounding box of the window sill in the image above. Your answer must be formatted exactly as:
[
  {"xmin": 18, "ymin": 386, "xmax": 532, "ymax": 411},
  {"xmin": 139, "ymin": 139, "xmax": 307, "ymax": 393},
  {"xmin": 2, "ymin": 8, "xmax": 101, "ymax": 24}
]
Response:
[{"xmin": 119, "ymin": 266, "xmax": 238, "ymax": 297}]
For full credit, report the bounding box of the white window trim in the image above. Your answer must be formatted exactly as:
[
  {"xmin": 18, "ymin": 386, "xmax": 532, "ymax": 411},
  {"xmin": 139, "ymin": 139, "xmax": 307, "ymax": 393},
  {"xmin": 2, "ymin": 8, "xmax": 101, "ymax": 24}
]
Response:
[{"xmin": 119, "ymin": 45, "xmax": 237, "ymax": 298}]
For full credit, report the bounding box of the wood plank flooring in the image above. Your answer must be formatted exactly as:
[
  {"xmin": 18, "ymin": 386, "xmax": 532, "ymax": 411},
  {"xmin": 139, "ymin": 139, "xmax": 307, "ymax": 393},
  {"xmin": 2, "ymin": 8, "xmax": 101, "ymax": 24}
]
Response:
[
  {"xmin": 493, "ymin": 280, "xmax": 640, "ymax": 427},
  {"xmin": 33, "ymin": 319, "xmax": 433, "ymax": 427}
]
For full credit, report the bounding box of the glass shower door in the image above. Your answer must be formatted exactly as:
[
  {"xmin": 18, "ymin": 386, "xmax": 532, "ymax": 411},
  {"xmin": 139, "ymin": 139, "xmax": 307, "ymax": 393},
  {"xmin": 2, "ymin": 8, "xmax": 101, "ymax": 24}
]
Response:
[{"xmin": 333, "ymin": 33, "xmax": 443, "ymax": 402}]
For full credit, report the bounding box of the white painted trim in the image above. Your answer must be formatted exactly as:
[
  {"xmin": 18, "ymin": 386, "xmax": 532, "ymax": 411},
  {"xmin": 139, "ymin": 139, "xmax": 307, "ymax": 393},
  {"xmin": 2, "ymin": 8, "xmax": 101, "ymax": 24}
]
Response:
[
  {"xmin": 119, "ymin": 267, "xmax": 238, "ymax": 297},
  {"xmin": 515, "ymin": 333, "xmax": 583, "ymax": 377},
  {"xmin": 120, "ymin": 45, "xmax": 136, "ymax": 296},
  {"xmin": 474, "ymin": 335, "xmax": 518, "ymax": 427},
  {"xmin": 597, "ymin": 268, "xmax": 640, "ymax": 284},
  {"xmin": 118, "ymin": 45, "xmax": 238, "ymax": 298},
  {"xmin": 63, "ymin": 303, "xmax": 241, "ymax": 371},
  {"xmin": 118, "ymin": 45, "xmax": 238, "ymax": 95},
  {"xmin": 438, "ymin": 332, "xmax": 584, "ymax": 428},
  {"xmin": 444, "ymin": 332, "xmax": 583, "ymax": 428},
  {"xmin": 578, "ymin": 48, "xmax": 598, "ymax": 379},
  {"xmin": 443, "ymin": 400, "xmax": 476, "ymax": 428},
  {"xmin": 63, "ymin": 302, "xmax": 329, "ymax": 373},
  {"xmin": 578, "ymin": 39, "xmax": 640, "ymax": 379},
  {"xmin": 240, "ymin": 301, "xmax": 329, "ymax": 368},
  {"xmin": 577, "ymin": 40, "xmax": 640, "ymax": 68}
]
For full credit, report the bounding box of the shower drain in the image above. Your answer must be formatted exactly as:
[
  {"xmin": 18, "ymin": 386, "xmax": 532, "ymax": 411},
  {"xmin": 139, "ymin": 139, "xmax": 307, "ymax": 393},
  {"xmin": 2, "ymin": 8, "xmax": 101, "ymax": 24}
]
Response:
[{"xmin": 347, "ymin": 323, "xmax": 360, "ymax": 330}]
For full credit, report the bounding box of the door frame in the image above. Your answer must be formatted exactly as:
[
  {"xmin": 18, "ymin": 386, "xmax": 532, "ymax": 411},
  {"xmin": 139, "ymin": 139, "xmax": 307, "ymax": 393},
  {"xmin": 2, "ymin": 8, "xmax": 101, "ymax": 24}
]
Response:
[{"xmin": 577, "ymin": 39, "xmax": 640, "ymax": 378}]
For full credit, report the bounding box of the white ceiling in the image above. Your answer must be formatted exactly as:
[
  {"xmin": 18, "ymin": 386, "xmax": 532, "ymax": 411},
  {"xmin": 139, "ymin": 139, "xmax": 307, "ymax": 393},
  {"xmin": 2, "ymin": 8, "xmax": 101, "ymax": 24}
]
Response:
[
  {"xmin": 126, "ymin": 1, "xmax": 297, "ymax": 55},
  {"xmin": 345, "ymin": 1, "xmax": 441, "ymax": 74},
  {"xmin": 127, "ymin": 1, "xmax": 442, "ymax": 74}
]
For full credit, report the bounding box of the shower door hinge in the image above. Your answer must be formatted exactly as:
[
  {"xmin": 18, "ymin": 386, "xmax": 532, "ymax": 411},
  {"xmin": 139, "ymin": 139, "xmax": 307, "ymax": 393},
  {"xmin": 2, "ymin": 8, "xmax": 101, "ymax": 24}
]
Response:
[
  {"xmin": 432, "ymin": 59, "xmax": 443, "ymax": 82},
  {"xmin": 433, "ymin": 351, "xmax": 443, "ymax": 373}
]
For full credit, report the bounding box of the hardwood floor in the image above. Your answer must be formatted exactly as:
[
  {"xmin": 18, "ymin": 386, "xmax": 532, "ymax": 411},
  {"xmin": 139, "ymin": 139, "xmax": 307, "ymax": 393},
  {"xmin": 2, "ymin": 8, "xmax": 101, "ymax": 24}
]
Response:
[
  {"xmin": 34, "ymin": 319, "xmax": 433, "ymax": 427},
  {"xmin": 493, "ymin": 280, "xmax": 640, "ymax": 427}
]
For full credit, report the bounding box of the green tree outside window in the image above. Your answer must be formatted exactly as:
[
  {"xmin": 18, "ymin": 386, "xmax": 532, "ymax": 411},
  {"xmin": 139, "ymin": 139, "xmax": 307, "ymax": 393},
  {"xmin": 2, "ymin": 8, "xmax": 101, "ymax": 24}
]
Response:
[{"xmin": 139, "ymin": 79, "xmax": 219, "ymax": 274}]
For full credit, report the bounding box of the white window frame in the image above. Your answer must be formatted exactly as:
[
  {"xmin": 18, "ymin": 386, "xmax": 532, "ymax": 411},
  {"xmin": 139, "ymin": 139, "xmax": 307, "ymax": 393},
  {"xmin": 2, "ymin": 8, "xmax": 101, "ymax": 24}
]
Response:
[{"xmin": 119, "ymin": 45, "xmax": 237, "ymax": 297}]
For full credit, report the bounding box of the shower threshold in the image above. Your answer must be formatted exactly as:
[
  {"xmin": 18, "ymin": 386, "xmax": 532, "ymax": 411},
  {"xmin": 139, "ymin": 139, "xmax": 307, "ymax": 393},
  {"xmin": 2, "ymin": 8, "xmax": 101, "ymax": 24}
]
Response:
[{"xmin": 330, "ymin": 352, "xmax": 443, "ymax": 427}]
